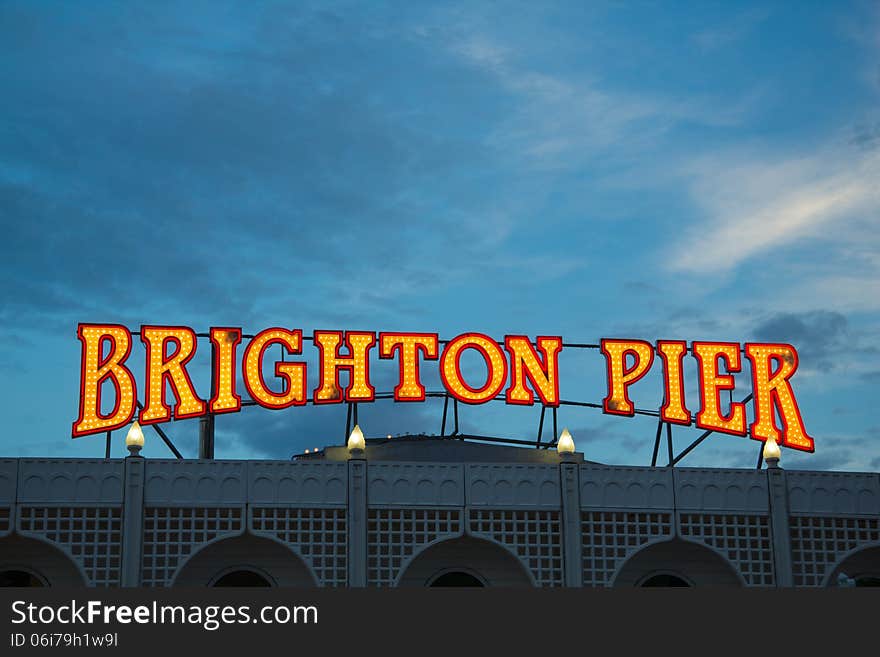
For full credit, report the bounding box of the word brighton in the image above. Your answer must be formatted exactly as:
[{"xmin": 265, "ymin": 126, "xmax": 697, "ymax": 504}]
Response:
[{"xmin": 72, "ymin": 324, "xmax": 814, "ymax": 451}]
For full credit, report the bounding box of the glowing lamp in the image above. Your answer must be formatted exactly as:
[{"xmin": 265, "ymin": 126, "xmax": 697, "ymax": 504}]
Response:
[
  {"xmin": 348, "ymin": 424, "xmax": 366, "ymax": 455},
  {"xmin": 763, "ymin": 437, "xmax": 781, "ymax": 468},
  {"xmin": 557, "ymin": 427, "xmax": 575, "ymax": 455},
  {"xmin": 126, "ymin": 421, "xmax": 144, "ymax": 457}
]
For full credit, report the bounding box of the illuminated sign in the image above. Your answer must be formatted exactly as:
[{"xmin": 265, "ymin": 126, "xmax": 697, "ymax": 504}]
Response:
[{"xmin": 71, "ymin": 324, "xmax": 815, "ymax": 452}]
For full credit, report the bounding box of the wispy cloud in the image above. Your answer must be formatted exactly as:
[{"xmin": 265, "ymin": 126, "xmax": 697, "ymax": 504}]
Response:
[
  {"xmin": 669, "ymin": 143, "xmax": 880, "ymax": 275},
  {"xmin": 445, "ymin": 32, "xmax": 756, "ymax": 172},
  {"xmin": 691, "ymin": 8, "xmax": 769, "ymax": 52}
]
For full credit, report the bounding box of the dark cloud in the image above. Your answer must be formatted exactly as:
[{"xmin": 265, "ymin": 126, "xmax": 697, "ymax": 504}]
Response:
[
  {"xmin": 214, "ymin": 397, "xmax": 445, "ymax": 459},
  {"xmin": 752, "ymin": 310, "xmax": 848, "ymax": 372},
  {"xmin": 0, "ymin": 1, "xmax": 527, "ymax": 342},
  {"xmin": 622, "ymin": 281, "xmax": 662, "ymax": 296},
  {"xmin": 850, "ymin": 121, "xmax": 880, "ymax": 151},
  {"xmin": 563, "ymin": 419, "xmax": 655, "ymax": 463},
  {"xmin": 859, "ymin": 371, "xmax": 880, "ymax": 383}
]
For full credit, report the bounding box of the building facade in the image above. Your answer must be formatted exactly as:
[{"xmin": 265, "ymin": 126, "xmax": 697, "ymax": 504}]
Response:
[{"xmin": 1, "ymin": 438, "xmax": 878, "ymax": 587}]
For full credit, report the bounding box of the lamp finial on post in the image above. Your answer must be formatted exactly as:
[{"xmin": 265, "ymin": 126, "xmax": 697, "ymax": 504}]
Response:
[
  {"xmin": 557, "ymin": 427, "xmax": 576, "ymax": 462},
  {"xmin": 125, "ymin": 421, "xmax": 145, "ymax": 458},
  {"xmin": 348, "ymin": 424, "xmax": 366, "ymax": 459},
  {"xmin": 763, "ymin": 437, "xmax": 781, "ymax": 469}
]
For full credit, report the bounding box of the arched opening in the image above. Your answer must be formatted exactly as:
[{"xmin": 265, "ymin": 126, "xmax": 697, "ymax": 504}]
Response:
[
  {"xmin": 0, "ymin": 569, "xmax": 47, "ymax": 587},
  {"xmin": 639, "ymin": 573, "xmax": 691, "ymax": 587},
  {"xmin": 428, "ymin": 570, "xmax": 486, "ymax": 587},
  {"xmin": 173, "ymin": 534, "xmax": 318, "ymax": 587},
  {"xmin": 0, "ymin": 534, "xmax": 85, "ymax": 587},
  {"xmin": 212, "ymin": 569, "xmax": 273, "ymax": 587},
  {"xmin": 613, "ymin": 539, "xmax": 742, "ymax": 588},
  {"xmin": 826, "ymin": 546, "xmax": 880, "ymax": 588},
  {"xmin": 398, "ymin": 536, "xmax": 533, "ymax": 587}
]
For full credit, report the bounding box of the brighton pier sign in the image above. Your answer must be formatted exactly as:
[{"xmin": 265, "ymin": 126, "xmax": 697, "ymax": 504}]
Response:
[{"xmin": 71, "ymin": 324, "xmax": 815, "ymax": 452}]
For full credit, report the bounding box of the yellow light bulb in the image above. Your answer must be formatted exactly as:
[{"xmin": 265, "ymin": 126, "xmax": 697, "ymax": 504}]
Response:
[
  {"xmin": 348, "ymin": 424, "xmax": 366, "ymax": 451},
  {"xmin": 126, "ymin": 421, "xmax": 144, "ymax": 448},
  {"xmin": 763, "ymin": 437, "xmax": 781, "ymax": 462},
  {"xmin": 557, "ymin": 427, "xmax": 575, "ymax": 454}
]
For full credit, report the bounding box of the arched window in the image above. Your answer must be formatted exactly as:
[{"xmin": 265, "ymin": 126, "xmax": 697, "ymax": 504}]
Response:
[
  {"xmin": 173, "ymin": 535, "xmax": 315, "ymax": 587},
  {"xmin": 398, "ymin": 537, "xmax": 532, "ymax": 587},
  {"xmin": 855, "ymin": 576, "xmax": 880, "ymax": 587},
  {"xmin": 211, "ymin": 569, "xmax": 272, "ymax": 587},
  {"xmin": 639, "ymin": 573, "xmax": 691, "ymax": 587},
  {"xmin": 429, "ymin": 571, "xmax": 486, "ymax": 587},
  {"xmin": 0, "ymin": 569, "xmax": 47, "ymax": 587},
  {"xmin": 829, "ymin": 548, "xmax": 880, "ymax": 588},
  {"xmin": 614, "ymin": 539, "xmax": 741, "ymax": 587}
]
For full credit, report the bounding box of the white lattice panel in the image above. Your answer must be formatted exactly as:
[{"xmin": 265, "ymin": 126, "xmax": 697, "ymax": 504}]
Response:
[
  {"xmin": 679, "ymin": 513, "xmax": 774, "ymax": 586},
  {"xmin": 790, "ymin": 515, "xmax": 880, "ymax": 586},
  {"xmin": 581, "ymin": 511, "xmax": 673, "ymax": 587},
  {"xmin": 367, "ymin": 508, "xmax": 462, "ymax": 586},
  {"xmin": 469, "ymin": 509, "xmax": 563, "ymax": 586},
  {"xmin": 141, "ymin": 507, "xmax": 243, "ymax": 586},
  {"xmin": 250, "ymin": 507, "xmax": 347, "ymax": 586},
  {"xmin": 0, "ymin": 506, "xmax": 11, "ymax": 537},
  {"xmin": 18, "ymin": 506, "xmax": 122, "ymax": 586}
]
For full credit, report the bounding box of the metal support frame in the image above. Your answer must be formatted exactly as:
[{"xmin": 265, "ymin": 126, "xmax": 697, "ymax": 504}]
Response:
[
  {"xmin": 95, "ymin": 333, "xmax": 770, "ymax": 468},
  {"xmin": 534, "ymin": 405, "xmax": 562, "ymax": 449},
  {"xmin": 438, "ymin": 394, "xmax": 459, "ymax": 436},
  {"xmin": 650, "ymin": 393, "xmax": 755, "ymax": 467},
  {"xmin": 552, "ymin": 407, "xmax": 558, "ymax": 446},
  {"xmin": 536, "ymin": 406, "xmax": 545, "ymax": 447},
  {"xmin": 198, "ymin": 339, "xmax": 218, "ymax": 459},
  {"xmin": 651, "ymin": 419, "xmax": 663, "ymax": 467}
]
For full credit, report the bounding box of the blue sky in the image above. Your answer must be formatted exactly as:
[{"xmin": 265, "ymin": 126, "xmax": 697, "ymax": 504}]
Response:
[{"xmin": 1, "ymin": 1, "xmax": 878, "ymax": 472}]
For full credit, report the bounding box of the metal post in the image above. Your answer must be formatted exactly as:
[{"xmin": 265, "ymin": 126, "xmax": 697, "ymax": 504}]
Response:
[
  {"xmin": 345, "ymin": 403, "xmax": 352, "ymax": 443},
  {"xmin": 198, "ymin": 414, "xmax": 214, "ymax": 459},
  {"xmin": 767, "ymin": 466, "xmax": 794, "ymax": 587},
  {"xmin": 441, "ymin": 394, "xmax": 449, "ymax": 436},
  {"xmin": 198, "ymin": 339, "xmax": 217, "ymax": 459},
  {"xmin": 559, "ymin": 458, "xmax": 582, "ymax": 587},
  {"xmin": 347, "ymin": 453, "xmax": 368, "ymax": 587},
  {"xmin": 665, "ymin": 422, "xmax": 674, "ymax": 467},
  {"xmin": 651, "ymin": 419, "xmax": 663, "ymax": 467},
  {"xmin": 105, "ymin": 430, "xmax": 112, "ymax": 459},
  {"xmin": 120, "ymin": 455, "xmax": 145, "ymax": 586},
  {"xmin": 536, "ymin": 406, "xmax": 546, "ymax": 448}
]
